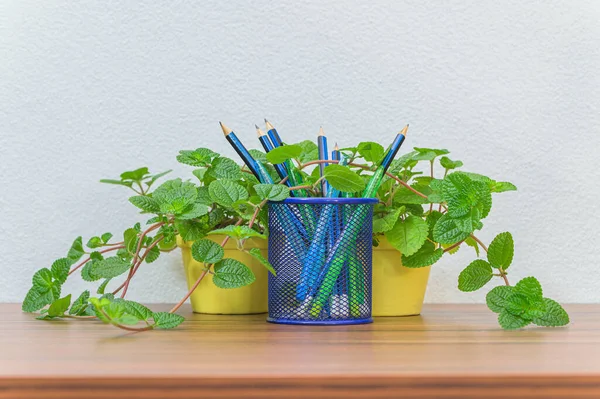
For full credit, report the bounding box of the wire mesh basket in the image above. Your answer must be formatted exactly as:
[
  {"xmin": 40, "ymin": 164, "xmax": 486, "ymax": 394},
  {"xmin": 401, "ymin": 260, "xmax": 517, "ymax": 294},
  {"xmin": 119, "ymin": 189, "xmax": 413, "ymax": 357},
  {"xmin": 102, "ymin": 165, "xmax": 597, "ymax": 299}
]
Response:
[{"xmin": 267, "ymin": 197, "xmax": 376, "ymax": 325}]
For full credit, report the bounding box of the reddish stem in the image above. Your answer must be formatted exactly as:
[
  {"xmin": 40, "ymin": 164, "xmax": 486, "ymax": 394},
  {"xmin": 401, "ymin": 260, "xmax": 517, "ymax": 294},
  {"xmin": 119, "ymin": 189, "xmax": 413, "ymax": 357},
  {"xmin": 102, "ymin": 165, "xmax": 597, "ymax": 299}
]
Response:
[
  {"xmin": 169, "ymin": 220, "xmax": 243, "ymax": 314},
  {"xmin": 68, "ymin": 246, "xmax": 125, "ymax": 276},
  {"xmin": 118, "ymin": 238, "xmax": 164, "ymax": 298},
  {"xmin": 121, "ymin": 223, "xmax": 164, "ymax": 298}
]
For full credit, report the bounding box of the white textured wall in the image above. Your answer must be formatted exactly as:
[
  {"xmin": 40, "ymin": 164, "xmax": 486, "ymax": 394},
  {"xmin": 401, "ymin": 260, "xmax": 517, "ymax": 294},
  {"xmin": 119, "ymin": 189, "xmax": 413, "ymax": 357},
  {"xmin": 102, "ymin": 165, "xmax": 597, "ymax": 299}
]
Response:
[{"xmin": 1, "ymin": 1, "xmax": 599, "ymax": 304}]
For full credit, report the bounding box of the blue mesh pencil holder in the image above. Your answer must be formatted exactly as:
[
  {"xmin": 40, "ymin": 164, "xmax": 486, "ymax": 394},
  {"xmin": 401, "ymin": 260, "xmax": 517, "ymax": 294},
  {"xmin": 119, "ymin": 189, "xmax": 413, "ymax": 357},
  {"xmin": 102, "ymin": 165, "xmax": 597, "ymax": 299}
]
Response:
[{"xmin": 267, "ymin": 197, "xmax": 377, "ymax": 325}]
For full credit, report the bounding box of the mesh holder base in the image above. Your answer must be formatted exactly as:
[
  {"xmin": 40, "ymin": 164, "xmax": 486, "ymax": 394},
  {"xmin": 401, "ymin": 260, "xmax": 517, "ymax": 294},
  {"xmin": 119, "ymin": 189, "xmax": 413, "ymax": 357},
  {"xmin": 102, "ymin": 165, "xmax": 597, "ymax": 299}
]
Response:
[{"xmin": 267, "ymin": 197, "xmax": 376, "ymax": 325}]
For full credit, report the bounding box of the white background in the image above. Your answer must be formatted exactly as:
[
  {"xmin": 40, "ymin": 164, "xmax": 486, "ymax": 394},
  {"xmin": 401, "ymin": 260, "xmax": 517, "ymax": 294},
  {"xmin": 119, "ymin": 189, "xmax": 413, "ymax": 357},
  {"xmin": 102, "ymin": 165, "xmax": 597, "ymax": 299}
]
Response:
[{"xmin": 1, "ymin": 1, "xmax": 599, "ymax": 304}]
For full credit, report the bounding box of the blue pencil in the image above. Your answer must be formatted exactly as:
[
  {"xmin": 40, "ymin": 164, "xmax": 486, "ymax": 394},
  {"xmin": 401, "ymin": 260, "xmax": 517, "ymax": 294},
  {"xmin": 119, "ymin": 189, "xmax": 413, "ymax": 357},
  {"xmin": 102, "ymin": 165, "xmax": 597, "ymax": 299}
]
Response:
[
  {"xmin": 255, "ymin": 125, "xmax": 291, "ymax": 189},
  {"xmin": 317, "ymin": 127, "xmax": 329, "ymax": 196}
]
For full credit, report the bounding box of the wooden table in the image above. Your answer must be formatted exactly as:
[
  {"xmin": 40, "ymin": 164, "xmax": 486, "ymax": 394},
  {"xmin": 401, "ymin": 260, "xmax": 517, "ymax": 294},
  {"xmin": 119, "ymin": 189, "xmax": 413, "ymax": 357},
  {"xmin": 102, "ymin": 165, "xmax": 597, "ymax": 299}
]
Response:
[{"xmin": 1, "ymin": 304, "xmax": 598, "ymax": 398}]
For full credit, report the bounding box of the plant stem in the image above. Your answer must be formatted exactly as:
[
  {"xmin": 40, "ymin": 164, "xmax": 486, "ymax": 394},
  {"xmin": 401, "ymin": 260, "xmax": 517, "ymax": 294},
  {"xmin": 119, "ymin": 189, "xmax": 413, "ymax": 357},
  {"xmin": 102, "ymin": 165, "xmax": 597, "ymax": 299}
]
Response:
[
  {"xmin": 118, "ymin": 237, "xmax": 164, "ymax": 298},
  {"xmin": 468, "ymin": 234, "xmax": 510, "ymax": 286},
  {"xmin": 99, "ymin": 309, "xmax": 153, "ymax": 332},
  {"xmin": 299, "ymin": 160, "xmax": 429, "ymax": 200},
  {"xmin": 443, "ymin": 240, "xmax": 464, "ymax": 253},
  {"xmin": 68, "ymin": 245, "xmax": 125, "ymax": 276},
  {"xmin": 121, "ymin": 222, "xmax": 164, "ymax": 297},
  {"xmin": 168, "ymin": 219, "xmax": 244, "ymax": 314},
  {"xmin": 469, "ymin": 234, "xmax": 489, "ymax": 252}
]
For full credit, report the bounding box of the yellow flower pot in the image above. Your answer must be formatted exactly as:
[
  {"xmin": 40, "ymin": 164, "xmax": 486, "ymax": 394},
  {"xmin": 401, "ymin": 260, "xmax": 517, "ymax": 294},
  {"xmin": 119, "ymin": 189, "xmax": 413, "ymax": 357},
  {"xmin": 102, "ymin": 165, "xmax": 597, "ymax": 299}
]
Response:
[
  {"xmin": 372, "ymin": 238, "xmax": 431, "ymax": 316},
  {"xmin": 177, "ymin": 235, "xmax": 268, "ymax": 314}
]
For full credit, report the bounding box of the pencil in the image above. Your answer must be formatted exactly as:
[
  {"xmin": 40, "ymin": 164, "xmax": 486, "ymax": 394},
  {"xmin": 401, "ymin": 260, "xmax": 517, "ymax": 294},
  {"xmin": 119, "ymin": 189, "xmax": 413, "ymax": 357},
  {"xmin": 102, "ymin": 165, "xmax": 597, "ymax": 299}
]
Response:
[
  {"xmin": 317, "ymin": 127, "xmax": 329, "ymax": 196},
  {"xmin": 310, "ymin": 128, "xmax": 409, "ymax": 316},
  {"xmin": 220, "ymin": 122, "xmax": 261, "ymax": 179},
  {"xmin": 362, "ymin": 125, "xmax": 408, "ymax": 198},
  {"xmin": 256, "ymin": 125, "xmax": 291, "ymax": 187}
]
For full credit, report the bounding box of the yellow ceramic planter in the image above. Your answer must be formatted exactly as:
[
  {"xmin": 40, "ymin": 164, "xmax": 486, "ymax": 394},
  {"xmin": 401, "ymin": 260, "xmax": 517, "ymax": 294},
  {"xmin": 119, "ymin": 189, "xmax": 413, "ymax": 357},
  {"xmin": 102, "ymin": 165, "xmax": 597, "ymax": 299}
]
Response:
[
  {"xmin": 177, "ymin": 235, "xmax": 268, "ymax": 314},
  {"xmin": 372, "ymin": 238, "xmax": 431, "ymax": 316}
]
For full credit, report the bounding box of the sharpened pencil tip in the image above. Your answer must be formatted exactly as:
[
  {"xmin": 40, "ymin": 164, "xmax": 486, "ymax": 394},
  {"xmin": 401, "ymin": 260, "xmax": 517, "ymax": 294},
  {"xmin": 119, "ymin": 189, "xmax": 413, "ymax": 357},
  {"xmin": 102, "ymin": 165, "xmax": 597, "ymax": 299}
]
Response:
[
  {"xmin": 264, "ymin": 119, "xmax": 274, "ymax": 130},
  {"xmin": 334, "ymin": 143, "xmax": 339, "ymax": 151},
  {"xmin": 400, "ymin": 124, "xmax": 409, "ymax": 136},
  {"xmin": 318, "ymin": 126, "xmax": 325, "ymax": 137},
  {"xmin": 256, "ymin": 125, "xmax": 266, "ymax": 137},
  {"xmin": 219, "ymin": 121, "xmax": 232, "ymax": 136},
  {"xmin": 255, "ymin": 124, "xmax": 260, "ymax": 129}
]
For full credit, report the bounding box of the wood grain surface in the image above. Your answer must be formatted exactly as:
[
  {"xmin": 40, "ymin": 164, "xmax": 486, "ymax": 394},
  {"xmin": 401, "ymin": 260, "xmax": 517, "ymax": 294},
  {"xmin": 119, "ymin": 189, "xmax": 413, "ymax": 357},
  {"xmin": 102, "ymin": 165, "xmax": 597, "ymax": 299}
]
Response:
[{"xmin": 1, "ymin": 304, "xmax": 598, "ymax": 398}]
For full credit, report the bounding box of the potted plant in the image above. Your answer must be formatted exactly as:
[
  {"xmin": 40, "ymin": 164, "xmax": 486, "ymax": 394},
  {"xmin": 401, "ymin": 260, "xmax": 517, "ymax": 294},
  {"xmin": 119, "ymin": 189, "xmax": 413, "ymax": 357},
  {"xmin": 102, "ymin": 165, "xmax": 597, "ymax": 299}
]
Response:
[{"xmin": 21, "ymin": 139, "xmax": 569, "ymax": 331}]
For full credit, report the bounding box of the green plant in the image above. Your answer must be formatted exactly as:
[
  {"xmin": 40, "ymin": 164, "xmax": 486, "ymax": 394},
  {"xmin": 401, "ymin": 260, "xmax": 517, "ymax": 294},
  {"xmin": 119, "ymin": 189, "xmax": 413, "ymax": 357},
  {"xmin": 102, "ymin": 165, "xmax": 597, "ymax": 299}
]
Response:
[{"xmin": 22, "ymin": 142, "xmax": 568, "ymax": 331}]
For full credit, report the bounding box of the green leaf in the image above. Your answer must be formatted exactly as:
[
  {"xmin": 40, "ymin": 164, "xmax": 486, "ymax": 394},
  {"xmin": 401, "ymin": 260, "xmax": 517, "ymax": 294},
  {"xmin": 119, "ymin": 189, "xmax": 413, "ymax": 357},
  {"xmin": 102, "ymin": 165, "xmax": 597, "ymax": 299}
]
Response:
[
  {"xmin": 458, "ymin": 259, "xmax": 493, "ymax": 292},
  {"xmin": 357, "ymin": 142, "xmax": 385, "ymax": 163},
  {"xmin": 89, "ymin": 256, "xmax": 131, "ymax": 279},
  {"xmin": 153, "ymin": 179, "xmax": 198, "ymax": 215},
  {"xmin": 116, "ymin": 300, "xmax": 153, "ymax": 321},
  {"xmin": 100, "ymin": 301, "xmax": 141, "ymax": 326},
  {"xmin": 129, "ymin": 196, "xmax": 160, "ymax": 213},
  {"xmin": 440, "ymin": 156, "xmax": 463, "ymax": 170},
  {"xmin": 96, "ymin": 278, "xmax": 110, "ymax": 295},
  {"xmin": 178, "ymin": 202, "xmax": 210, "ymax": 220},
  {"xmin": 192, "ymin": 168, "xmax": 207, "ymax": 182},
  {"xmin": 145, "ymin": 245, "xmax": 160, "ymax": 263},
  {"xmin": 432, "ymin": 214, "xmax": 470, "ymax": 244},
  {"xmin": 452, "ymin": 207, "xmax": 483, "ymax": 234},
  {"xmin": 401, "ymin": 241, "xmax": 444, "ymax": 268},
  {"xmin": 515, "ymin": 277, "xmax": 543, "ymax": 301},
  {"xmin": 464, "ymin": 236, "xmax": 480, "ymax": 256},
  {"xmin": 176, "ymin": 148, "xmax": 218, "ymax": 167},
  {"xmin": 67, "ymin": 236, "xmax": 85, "ymax": 262},
  {"xmin": 505, "ymin": 292, "xmax": 546, "ymax": 320},
  {"xmin": 323, "ymin": 164, "xmax": 365, "ymax": 193},
  {"xmin": 486, "ymin": 285, "xmax": 514, "ymax": 313},
  {"xmin": 412, "ymin": 147, "xmax": 449, "ymax": 161},
  {"xmin": 296, "ymin": 140, "xmax": 319, "ymax": 162},
  {"xmin": 498, "ymin": 309, "xmax": 531, "ymax": 330},
  {"xmin": 50, "ymin": 258, "xmax": 72, "ymax": 285},
  {"xmin": 248, "ymin": 149, "xmax": 267, "ymax": 163},
  {"xmin": 175, "ymin": 220, "xmax": 208, "ymax": 242},
  {"xmin": 265, "ymin": 144, "xmax": 303, "ymax": 164},
  {"xmin": 86, "ymin": 236, "xmax": 102, "ymax": 249},
  {"xmin": 532, "ymin": 298, "xmax": 570, "ymax": 327},
  {"xmin": 69, "ymin": 290, "xmax": 90, "ymax": 315},
  {"xmin": 81, "ymin": 261, "xmax": 100, "ymax": 282},
  {"xmin": 208, "ymin": 180, "xmax": 249, "ymax": 207},
  {"xmin": 491, "ymin": 181, "xmax": 517, "ymax": 193},
  {"xmin": 206, "ymin": 157, "xmax": 242, "ymax": 180},
  {"xmin": 101, "ymin": 233, "xmax": 113, "ymax": 243},
  {"xmin": 248, "ymin": 248, "xmax": 276, "ymax": 275},
  {"xmin": 487, "ymin": 232, "xmax": 514, "ymax": 269},
  {"xmin": 22, "ymin": 288, "xmax": 55, "ymax": 312},
  {"xmin": 372, "ymin": 207, "xmax": 404, "ymax": 234},
  {"xmin": 392, "ymin": 186, "xmax": 430, "ymax": 205},
  {"xmin": 147, "ymin": 170, "xmax": 172, "ymax": 186},
  {"xmin": 426, "ymin": 211, "xmax": 443, "ymax": 240},
  {"xmin": 32, "ymin": 268, "xmax": 59, "ymax": 295},
  {"xmin": 254, "ymin": 184, "xmax": 290, "ymax": 201},
  {"xmin": 207, "ymin": 225, "xmax": 266, "ymax": 241},
  {"xmin": 152, "ymin": 312, "xmax": 185, "ymax": 329},
  {"xmin": 99, "ymin": 179, "xmax": 134, "ymax": 188},
  {"xmin": 47, "ymin": 295, "xmax": 71, "ymax": 317},
  {"xmin": 384, "ymin": 215, "xmax": 429, "ymax": 256},
  {"xmin": 123, "ymin": 228, "xmax": 139, "ymax": 254},
  {"xmin": 213, "ymin": 259, "xmax": 256, "ymax": 289},
  {"xmin": 120, "ymin": 167, "xmax": 149, "ymax": 181},
  {"xmin": 191, "ymin": 239, "xmax": 224, "ymax": 264}
]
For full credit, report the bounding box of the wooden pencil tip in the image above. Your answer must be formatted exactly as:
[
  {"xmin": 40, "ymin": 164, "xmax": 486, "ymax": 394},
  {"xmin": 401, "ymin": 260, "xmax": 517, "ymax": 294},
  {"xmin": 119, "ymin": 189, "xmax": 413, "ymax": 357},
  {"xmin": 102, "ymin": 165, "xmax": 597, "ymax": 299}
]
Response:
[
  {"xmin": 219, "ymin": 121, "xmax": 232, "ymax": 135},
  {"xmin": 334, "ymin": 142, "xmax": 339, "ymax": 151},
  {"xmin": 264, "ymin": 119, "xmax": 274, "ymax": 130},
  {"xmin": 400, "ymin": 124, "xmax": 409, "ymax": 136},
  {"xmin": 256, "ymin": 125, "xmax": 266, "ymax": 137},
  {"xmin": 318, "ymin": 126, "xmax": 325, "ymax": 137}
]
